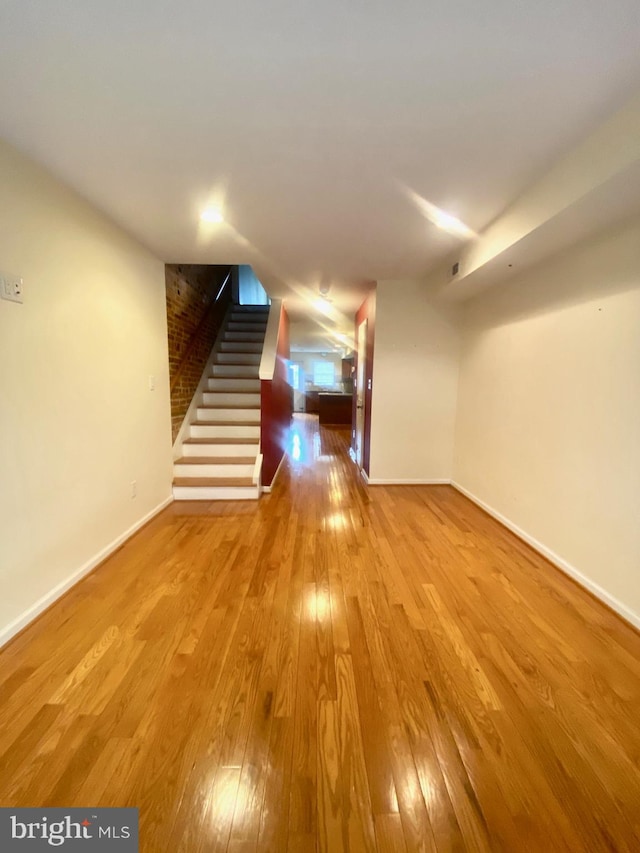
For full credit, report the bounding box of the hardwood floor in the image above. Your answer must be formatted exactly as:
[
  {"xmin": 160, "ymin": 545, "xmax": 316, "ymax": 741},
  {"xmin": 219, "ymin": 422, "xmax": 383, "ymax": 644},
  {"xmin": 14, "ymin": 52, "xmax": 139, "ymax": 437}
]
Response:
[{"xmin": 1, "ymin": 414, "xmax": 639, "ymax": 851}]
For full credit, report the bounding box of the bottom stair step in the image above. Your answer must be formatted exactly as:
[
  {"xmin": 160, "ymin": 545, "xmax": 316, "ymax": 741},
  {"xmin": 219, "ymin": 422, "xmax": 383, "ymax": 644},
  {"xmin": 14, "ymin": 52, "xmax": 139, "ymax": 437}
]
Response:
[
  {"xmin": 173, "ymin": 476, "xmax": 253, "ymax": 487},
  {"xmin": 173, "ymin": 476, "xmax": 261, "ymax": 501}
]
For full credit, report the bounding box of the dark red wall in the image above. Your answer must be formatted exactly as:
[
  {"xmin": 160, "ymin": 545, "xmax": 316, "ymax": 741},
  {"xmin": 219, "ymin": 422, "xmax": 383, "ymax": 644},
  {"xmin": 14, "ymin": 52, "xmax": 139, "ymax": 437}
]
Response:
[
  {"xmin": 261, "ymin": 307, "xmax": 293, "ymax": 486},
  {"xmin": 353, "ymin": 289, "xmax": 376, "ymax": 476}
]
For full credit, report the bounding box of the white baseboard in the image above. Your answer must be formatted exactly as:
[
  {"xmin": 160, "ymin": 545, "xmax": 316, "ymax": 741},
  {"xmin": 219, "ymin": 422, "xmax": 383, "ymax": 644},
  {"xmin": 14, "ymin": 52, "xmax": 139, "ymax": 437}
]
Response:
[
  {"xmin": 366, "ymin": 477, "xmax": 451, "ymax": 485},
  {"xmin": 360, "ymin": 468, "xmax": 369, "ymax": 484},
  {"xmin": 451, "ymin": 481, "xmax": 640, "ymax": 631},
  {"xmin": 0, "ymin": 495, "xmax": 174, "ymax": 649},
  {"xmin": 262, "ymin": 451, "xmax": 287, "ymax": 493}
]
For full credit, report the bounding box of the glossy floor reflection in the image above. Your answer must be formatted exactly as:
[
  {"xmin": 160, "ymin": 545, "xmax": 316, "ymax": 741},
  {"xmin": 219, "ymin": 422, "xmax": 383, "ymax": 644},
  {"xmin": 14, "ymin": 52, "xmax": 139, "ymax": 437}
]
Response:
[{"xmin": 1, "ymin": 414, "xmax": 639, "ymax": 852}]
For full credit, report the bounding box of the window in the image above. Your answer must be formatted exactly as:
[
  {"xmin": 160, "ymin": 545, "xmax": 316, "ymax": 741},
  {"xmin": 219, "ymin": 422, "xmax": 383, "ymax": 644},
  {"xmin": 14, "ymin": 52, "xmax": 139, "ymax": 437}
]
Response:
[
  {"xmin": 313, "ymin": 361, "xmax": 335, "ymax": 387},
  {"xmin": 288, "ymin": 362, "xmax": 301, "ymax": 390},
  {"xmin": 238, "ymin": 264, "xmax": 270, "ymax": 305}
]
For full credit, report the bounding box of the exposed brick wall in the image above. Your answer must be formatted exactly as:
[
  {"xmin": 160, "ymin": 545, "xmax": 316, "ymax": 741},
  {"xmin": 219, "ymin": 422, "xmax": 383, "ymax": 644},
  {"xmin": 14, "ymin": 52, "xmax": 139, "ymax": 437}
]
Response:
[{"xmin": 166, "ymin": 264, "xmax": 232, "ymax": 442}]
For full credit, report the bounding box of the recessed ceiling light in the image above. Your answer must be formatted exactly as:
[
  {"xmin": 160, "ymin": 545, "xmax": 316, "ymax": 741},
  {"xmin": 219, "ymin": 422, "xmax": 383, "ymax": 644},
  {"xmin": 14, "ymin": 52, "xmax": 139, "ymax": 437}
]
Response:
[{"xmin": 200, "ymin": 208, "xmax": 224, "ymax": 224}]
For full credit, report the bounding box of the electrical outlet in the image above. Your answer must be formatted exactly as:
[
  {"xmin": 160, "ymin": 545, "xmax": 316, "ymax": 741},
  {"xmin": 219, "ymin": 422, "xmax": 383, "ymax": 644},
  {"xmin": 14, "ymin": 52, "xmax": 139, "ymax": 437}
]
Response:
[
  {"xmin": 131, "ymin": 480, "xmax": 137, "ymax": 499},
  {"xmin": 1, "ymin": 275, "xmax": 24, "ymax": 304},
  {"xmin": 148, "ymin": 375, "xmax": 155, "ymax": 391}
]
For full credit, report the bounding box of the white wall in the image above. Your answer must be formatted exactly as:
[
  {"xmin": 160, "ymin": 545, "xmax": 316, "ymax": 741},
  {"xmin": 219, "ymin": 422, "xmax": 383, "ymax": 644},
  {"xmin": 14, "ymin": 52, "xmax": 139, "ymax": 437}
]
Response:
[
  {"xmin": 369, "ymin": 279, "xmax": 460, "ymax": 483},
  {"xmin": 0, "ymin": 140, "xmax": 173, "ymax": 644},
  {"xmin": 454, "ymin": 219, "xmax": 640, "ymax": 625}
]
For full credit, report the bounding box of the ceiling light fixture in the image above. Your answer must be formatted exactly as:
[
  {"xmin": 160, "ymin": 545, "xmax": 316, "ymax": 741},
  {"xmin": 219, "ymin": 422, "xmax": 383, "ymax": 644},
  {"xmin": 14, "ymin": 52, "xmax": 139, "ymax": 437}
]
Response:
[
  {"xmin": 431, "ymin": 208, "xmax": 474, "ymax": 238},
  {"xmin": 312, "ymin": 298, "xmax": 333, "ymax": 317},
  {"xmin": 404, "ymin": 189, "xmax": 476, "ymax": 240},
  {"xmin": 200, "ymin": 208, "xmax": 224, "ymax": 224}
]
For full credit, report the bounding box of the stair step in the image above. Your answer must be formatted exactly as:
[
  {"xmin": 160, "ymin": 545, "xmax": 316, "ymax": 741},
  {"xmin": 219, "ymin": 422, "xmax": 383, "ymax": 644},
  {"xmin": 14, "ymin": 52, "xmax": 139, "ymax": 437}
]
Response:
[
  {"xmin": 175, "ymin": 456, "xmax": 256, "ymax": 465},
  {"xmin": 227, "ymin": 322, "xmax": 268, "ymax": 331},
  {"xmin": 173, "ymin": 476, "xmax": 254, "ymax": 487},
  {"xmin": 182, "ymin": 439, "xmax": 259, "ymax": 456},
  {"xmin": 215, "ymin": 353, "xmax": 261, "ymax": 364},
  {"xmin": 196, "ymin": 408, "xmax": 260, "ymax": 424},
  {"xmin": 173, "ymin": 485, "xmax": 259, "ymax": 501},
  {"xmin": 195, "ymin": 418, "xmax": 259, "ymax": 426},
  {"xmin": 199, "ymin": 402, "xmax": 260, "ymax": 410},
  {"xmin": 190, "ymin": 422, "xmax": 260, "ymax": 439},
  {"xmin": 184, "ymin": 437, "xmax": 259, "ymax": 445},
  {"xmin": 174, "ymin": 457, "xmax": 256, "ymax": 478},
  {"xmin": 219, "ymin": 342, "xmax": 263, "ymax": 353},
  {"xmin": 224, "ymin": 332, "xmax": 264, "ymax": 342},
  {"xmin": 214, "ymin": 358, "xmax": 261, "ymax": 365},
  {"xmin": 207, "ymin": 378, "xmax": 261, "ymax": 391},
  {"xmin": 202, "ymin": 391, "xmax": 260, "ymax": 406},
  {"xmin": 212, "ymin": 365, "xmax": 260, "ymax": 377}
]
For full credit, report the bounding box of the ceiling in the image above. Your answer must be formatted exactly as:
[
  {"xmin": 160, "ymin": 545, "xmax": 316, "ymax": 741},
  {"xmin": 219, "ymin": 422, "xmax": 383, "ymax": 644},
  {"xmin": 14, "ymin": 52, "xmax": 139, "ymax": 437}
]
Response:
[{"xmin": 1, "ymin": 0, "xmax": 639, "ymax": 348}]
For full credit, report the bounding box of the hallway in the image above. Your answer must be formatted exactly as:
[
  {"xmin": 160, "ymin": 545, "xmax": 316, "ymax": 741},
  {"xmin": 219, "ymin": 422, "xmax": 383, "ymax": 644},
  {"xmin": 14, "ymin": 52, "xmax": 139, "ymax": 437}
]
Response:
[{"xmin": 0, "ymin": 415, "xmax": 639, "ymax": 851}]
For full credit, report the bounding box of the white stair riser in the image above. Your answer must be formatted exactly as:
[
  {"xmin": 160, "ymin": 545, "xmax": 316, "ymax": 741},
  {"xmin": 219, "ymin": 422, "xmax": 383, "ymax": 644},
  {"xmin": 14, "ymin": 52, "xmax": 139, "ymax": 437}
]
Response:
[
  {"xmin": 224, "ymin": 331, "xmax": 264, "ymax": 342},
  {"xmin": 219, "ymin": 342, "xmax": 263, "ymax": 353},
  {"xmin": 182, "ymin": 442, "xmax": 259, "ymax": 457},
  {"xmin": 196, "ymin": 407, "xmax": 260, "ymax": 423},
  {"xmin": 202, "ymin": 392, "xmax": 261, "ymax": 406},
  {"xmin": 216, "ymin": 352, "xmax": 261, "ymax": 365},
  {"xmin": 190, "ymin": 424, "xmax": 260, "ymax": 439},
  {"xmin": 174, "ymin": 462, "xmax": 255, "ymax": 478},
  {"xmin": 212, "ymin": 365, "xmax": 260, "ymax": 378},
  {"xmin": 173, "ymin": 485, "xmax": 260, "ymax": 501},
  {"xmin": 207, "ymin": 378, "xmax": 261, "ymax": 391}
]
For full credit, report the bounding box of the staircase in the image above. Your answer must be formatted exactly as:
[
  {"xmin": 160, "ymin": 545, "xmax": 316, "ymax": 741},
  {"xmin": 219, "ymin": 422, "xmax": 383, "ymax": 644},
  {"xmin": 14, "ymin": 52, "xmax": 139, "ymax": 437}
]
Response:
[{"xmin": 172, "ymin": 305, "xmax": 270, "ymax": 500}]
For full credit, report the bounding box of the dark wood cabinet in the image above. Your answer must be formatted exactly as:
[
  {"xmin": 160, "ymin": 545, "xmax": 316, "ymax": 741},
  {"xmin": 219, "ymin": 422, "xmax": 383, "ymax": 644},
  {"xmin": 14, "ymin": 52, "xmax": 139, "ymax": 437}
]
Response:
[
  {"xmin": 318, "ymin": 393, "xmax": 353, "ymax": 425},
  {"xmin": 305, "ymin": 391, "xmax": 320, "ymax": 414}
]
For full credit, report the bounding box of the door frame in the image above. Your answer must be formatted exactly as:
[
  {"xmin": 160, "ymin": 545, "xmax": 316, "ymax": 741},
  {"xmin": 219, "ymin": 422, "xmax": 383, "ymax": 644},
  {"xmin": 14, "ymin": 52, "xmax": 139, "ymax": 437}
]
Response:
[{"xmin": 355, "ymin": 318, "xmax": 367, "ymax": 468}]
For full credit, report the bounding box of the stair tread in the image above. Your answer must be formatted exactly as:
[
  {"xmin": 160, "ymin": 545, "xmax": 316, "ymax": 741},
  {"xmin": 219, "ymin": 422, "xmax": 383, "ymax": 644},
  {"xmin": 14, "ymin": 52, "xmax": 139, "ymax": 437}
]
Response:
[
  {"xmin": 193, "ymin": 419, "xmax": 260, "ymax": 426},
  {"xmin": 198, "ymin": 404, "xmax": 260, "ymax": 410},
  {"xmin": 205, "ymin": 389, "xmax": 260, "ymax": 394},
  {"xmin": 184, "ymin": 437, "xmax": 258, "ymax": 445},
  {"xmin": 175, "ymin": 456, "xmax": 256, "ymax": 465},
  {"xmin": 173, "ymin": 476, "xmax": 254, "ymax": 487}
]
